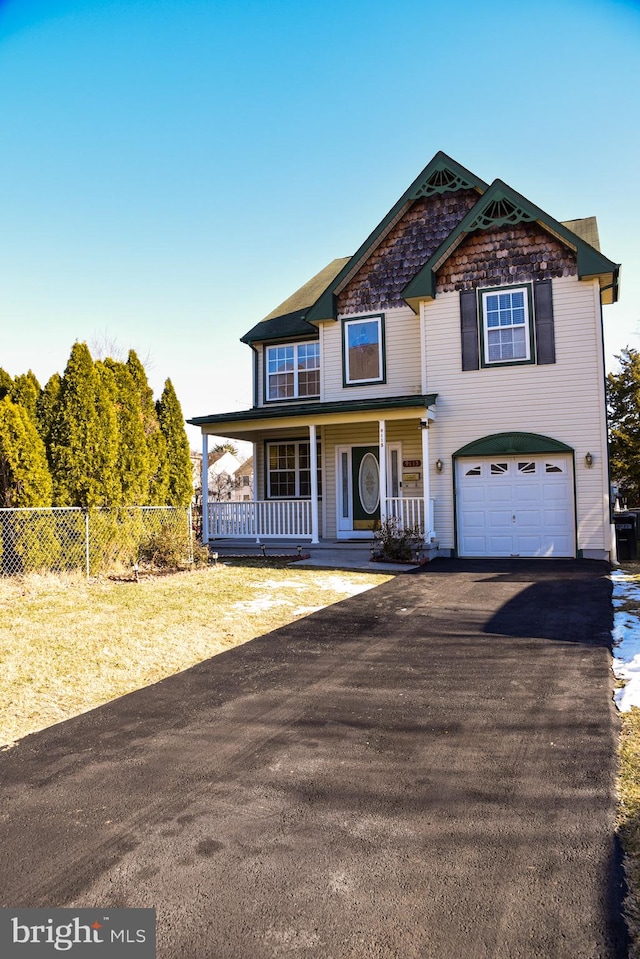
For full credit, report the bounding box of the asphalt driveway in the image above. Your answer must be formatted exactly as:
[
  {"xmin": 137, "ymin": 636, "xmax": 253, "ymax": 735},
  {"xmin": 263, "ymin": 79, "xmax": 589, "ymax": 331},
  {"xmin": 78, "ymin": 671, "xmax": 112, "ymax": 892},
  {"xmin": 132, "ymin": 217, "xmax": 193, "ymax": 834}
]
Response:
[{"xmin": 0, "ymin": 559, "xmax": 627, "ymax": 958}]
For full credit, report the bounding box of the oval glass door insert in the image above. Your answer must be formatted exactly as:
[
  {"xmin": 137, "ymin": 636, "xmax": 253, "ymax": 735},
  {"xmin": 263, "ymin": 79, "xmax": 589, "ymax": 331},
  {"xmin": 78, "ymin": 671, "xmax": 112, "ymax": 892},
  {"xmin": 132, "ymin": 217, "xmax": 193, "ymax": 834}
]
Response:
[{"xmin": 358, "ymin": 452, "xmax": 380, "ymax": 514}]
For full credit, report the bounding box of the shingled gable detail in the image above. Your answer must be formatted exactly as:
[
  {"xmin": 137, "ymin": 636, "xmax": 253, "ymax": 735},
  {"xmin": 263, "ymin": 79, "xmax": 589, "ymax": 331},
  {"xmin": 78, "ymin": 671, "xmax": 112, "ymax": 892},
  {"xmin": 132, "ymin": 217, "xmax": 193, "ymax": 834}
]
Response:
[
  {"xmin": 402, "ymin": 179, "xmax": 620, "ymax": 311},
  {"xmin": 302, "ymin": 152, "xmax": 488, "ymax": 325}
]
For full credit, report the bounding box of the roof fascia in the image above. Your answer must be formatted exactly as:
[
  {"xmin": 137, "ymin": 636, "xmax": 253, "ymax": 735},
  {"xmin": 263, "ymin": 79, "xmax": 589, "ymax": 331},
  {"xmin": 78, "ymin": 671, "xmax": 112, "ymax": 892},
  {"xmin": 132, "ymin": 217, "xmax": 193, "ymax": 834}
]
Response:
[
  {"xmin": 187, "ymin": 393, "xmax": 438, "ymax": 428},
  {"xmin": 403, "ymin": 178, "xmax": 620, "ymax": 312},
  {"xmin": 304, "ymin": 152, "xmax": 488, "ymax": 324}
]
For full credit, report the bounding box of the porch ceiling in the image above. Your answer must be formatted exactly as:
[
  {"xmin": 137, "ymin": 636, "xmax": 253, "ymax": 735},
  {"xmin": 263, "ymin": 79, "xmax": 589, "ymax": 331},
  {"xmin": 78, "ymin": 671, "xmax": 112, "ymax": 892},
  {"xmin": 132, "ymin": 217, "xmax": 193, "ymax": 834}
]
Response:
[{"xmin": 188, "ymin": 393, "xmax": 437, "ymax": 440}]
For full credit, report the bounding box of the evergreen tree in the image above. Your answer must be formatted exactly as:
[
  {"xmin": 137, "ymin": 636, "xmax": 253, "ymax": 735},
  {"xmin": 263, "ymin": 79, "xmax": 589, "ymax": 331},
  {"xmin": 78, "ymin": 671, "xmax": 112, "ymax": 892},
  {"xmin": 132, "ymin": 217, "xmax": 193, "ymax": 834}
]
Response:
[
  {"xmin": 0, "ymin": 396, "xmax": 53, "ymax": 506},
  {"xmin": 11, "ymin": 370, "xmax": 41, "ymax": 424},
  {"xmin": 36, "ymin": 372, "xmax": 62, "ymax": 448},
  {"xmin": 48, "ymin": 342, "xmax": 118, "ymax": 507},
  {"xmin": 157, "ymin": 378, "xmax": 193, "ymax": 506},
  {"xmin": 0, "ymin": 369, "xmax": 14, "ymax": 402},
  {"xmin": 607, "ymin": 346, "xmax": 640, "ymax": 503},
  {"xmin": 103, "ymin": 358, "xmax": 151, "ymax": 504},
  {"xmin": 126, "ymin": 349, "xmax": 169, "ymax": 504}
]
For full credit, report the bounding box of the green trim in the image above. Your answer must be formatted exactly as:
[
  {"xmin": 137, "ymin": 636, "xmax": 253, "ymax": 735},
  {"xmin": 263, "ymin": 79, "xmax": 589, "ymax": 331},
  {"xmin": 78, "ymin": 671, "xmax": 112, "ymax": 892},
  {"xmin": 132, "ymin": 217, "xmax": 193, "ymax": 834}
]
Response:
[
  {"xmin": 188, "ymin": 392, "xmax": 438, "ymax": 428},
  {"xmin": 453, "ymin": 432, "xmax": 573, "ymax": 458},
  {"xmin": 341, "ymin": 314, "xmax": 386, "ymax": 388},
  {"xmin": 402, "ymin": 178, "xmax": 620, "ymax": 311},
  {"xmin": 478, "ymin": 284, "xmax": 535, "ymax": 369},
  {"xmin": 241, "ymin": 309, "xmax": 320, "ymax": 345},
  {"xmin": 304, "ymin": 152, "xmax": 487, "ymax": 324}
]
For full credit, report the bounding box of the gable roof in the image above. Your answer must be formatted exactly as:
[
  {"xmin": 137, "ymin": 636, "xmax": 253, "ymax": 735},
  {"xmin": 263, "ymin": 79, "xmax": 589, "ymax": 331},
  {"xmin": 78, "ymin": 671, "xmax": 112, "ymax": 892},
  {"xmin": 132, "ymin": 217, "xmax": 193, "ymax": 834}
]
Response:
[
  {"xmin": 303, "ymin": 152, "xmax": 488, "ymax": 325},
  {"xmin": 240, "ymin": 258, "xmax": 350, "ymax": 344},
  {"xmin": 242, "ymin": 156, "xmax": 620, "ymax": 346},
  {"xmin": 402, "ymin": 179, "xmax": 620, "ymax": 310}
]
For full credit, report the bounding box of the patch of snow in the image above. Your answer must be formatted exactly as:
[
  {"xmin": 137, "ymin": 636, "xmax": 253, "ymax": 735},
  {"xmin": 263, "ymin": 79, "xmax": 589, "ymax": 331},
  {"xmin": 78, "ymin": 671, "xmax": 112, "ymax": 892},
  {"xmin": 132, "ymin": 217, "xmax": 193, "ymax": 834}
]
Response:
[
  {"xmin": 234, "ymin": 598, "xmax": 293, "ymax": 614},
  {"xmin": 610, "ymin": 569, "xmax": 640, "ymax": 711}
]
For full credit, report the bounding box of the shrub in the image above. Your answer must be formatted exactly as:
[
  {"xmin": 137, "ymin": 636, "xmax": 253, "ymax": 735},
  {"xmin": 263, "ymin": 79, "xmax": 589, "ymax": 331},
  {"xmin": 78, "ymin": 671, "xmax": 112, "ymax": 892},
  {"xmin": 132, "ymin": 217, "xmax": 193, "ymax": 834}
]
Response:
[{"xmin": 372, "ymin": 517, "xmax": 423, "ymax": 562}]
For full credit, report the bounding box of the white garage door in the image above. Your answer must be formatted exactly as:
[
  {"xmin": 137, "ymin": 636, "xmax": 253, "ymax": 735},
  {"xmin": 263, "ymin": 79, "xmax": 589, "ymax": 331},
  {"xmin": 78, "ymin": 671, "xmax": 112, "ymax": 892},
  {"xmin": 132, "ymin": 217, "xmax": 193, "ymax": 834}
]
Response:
[{"xmin": 456, "ymin": 455, "xmax": 574, "ymax": 557}]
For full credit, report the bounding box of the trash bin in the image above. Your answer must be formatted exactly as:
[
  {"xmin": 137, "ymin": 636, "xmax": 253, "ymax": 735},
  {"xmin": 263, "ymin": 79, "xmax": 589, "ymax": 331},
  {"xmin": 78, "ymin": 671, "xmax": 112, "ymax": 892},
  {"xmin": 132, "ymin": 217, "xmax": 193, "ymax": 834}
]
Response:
[{"xmin": 613, "ymin": 512, "xmax": 638, "ymax": 561}]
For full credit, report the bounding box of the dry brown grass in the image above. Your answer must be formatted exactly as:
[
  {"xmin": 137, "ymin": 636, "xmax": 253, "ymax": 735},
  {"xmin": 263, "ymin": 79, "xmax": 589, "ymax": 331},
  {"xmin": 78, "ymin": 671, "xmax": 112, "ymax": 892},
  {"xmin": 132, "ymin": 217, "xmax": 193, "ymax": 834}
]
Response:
[
  {"xmin": 619, "ymin": 708, "xmax": 640, "ymax": 958},
  {"xmin": 614, "ymin": 562, "xmax": 640, "ymax": 955},
  {"xmin": 0, "ymin": 563, "xmax": 391, "ymax": 748}
]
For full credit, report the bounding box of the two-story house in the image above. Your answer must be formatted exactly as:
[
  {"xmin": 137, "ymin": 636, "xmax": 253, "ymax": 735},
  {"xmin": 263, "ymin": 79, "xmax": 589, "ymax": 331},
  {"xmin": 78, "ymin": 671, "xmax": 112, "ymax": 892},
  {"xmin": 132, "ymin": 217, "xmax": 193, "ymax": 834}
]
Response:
[{"xmin": 188, "ymin": 152, "xmax": 620, "ymax": 559}]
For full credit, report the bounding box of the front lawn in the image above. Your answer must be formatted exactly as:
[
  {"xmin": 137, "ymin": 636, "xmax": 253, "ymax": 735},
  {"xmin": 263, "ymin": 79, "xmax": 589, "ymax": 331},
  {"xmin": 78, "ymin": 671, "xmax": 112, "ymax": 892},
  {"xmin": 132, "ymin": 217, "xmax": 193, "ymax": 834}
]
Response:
[{"xmin": 0, "ymin": 563, "xmax": 391, "ymax": 748}]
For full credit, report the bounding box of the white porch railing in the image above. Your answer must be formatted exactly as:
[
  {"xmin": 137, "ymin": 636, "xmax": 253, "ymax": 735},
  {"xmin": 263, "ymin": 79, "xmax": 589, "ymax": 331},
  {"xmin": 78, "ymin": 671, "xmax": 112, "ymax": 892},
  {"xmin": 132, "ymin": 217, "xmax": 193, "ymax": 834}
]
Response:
[
  {"xmin": 386, "ymin": 497, "xmax": 423, "ymax": 530},
  {"xmin": 208, "ymin": 500, "xmax": 313, "ymax": 539},
  {"xmin": 385, "ymin": 497, "xmax": 435, "ymax": 539},
  {"xmin": 208, "ymin": 497, "xmax": 435, "ymax": 541}
]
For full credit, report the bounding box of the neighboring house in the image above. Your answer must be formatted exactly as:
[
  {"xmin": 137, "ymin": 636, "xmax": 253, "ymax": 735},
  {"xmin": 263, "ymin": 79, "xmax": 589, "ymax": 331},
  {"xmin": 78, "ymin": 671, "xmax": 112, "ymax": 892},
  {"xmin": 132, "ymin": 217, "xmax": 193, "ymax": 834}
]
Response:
[
  {"xmin": 189, "ymin": 152, "xmax": 620, "ymax": 559},
  {"xmin": 206, "ymin": 450, "xmax": 255, "ymax": 502}
]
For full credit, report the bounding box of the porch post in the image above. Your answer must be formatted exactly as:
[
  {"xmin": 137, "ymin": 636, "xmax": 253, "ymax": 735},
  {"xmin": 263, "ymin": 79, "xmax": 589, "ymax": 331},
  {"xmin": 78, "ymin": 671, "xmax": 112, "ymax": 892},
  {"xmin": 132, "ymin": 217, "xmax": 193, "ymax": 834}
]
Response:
[
  {"xmin": 421, "ymin": 416, "xmax": 433, "ymax": 542},
  {"xmin": 379, "ymin": 419, "xmax": 387, "ymax": 524},
  {"xmin": 309, "ymin": 424, "xmax": 319, "ymax": 544},
  {"xmin": 201, "ymin": 432, "xmax": 209, "ymax": 545}
]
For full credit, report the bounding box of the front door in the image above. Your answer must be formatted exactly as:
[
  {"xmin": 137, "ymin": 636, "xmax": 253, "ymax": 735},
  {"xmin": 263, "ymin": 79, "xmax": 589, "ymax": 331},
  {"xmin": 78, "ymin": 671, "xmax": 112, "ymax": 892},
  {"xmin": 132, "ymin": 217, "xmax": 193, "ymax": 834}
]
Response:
[
  {"xmin": 337, "ymin": 444, "xmax": 401, "ymax": 537},
  {"xmin": 352, "ymin": 446, "xmax": 380, "ymax": 530}
]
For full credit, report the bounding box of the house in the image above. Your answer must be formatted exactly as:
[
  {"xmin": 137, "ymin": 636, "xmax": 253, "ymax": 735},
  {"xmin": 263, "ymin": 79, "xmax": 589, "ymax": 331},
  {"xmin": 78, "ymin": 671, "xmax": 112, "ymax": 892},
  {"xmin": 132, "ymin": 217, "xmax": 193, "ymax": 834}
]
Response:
[
  {"xmin": 188, "ymin": 152, "xmax": 620, "ymax": 559},
  {"xmin": 208, "ymin": 450, "xmax": 254, "ymax": 502}
]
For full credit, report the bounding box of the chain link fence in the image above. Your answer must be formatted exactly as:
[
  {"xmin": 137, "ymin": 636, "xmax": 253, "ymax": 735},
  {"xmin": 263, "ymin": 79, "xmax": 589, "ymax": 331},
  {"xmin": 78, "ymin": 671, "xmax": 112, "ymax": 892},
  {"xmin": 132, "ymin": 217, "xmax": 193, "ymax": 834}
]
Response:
[{"xmin": 0, "ymin": 506, "xmax": 194, "ymax": 578}]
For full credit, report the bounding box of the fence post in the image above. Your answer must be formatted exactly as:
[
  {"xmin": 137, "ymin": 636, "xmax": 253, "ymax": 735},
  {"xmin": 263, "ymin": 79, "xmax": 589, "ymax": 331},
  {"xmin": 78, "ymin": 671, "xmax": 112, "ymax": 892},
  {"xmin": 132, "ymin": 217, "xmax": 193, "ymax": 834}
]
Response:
[
  {"xmin": 85, "ymin": 509, "xmax": 90, "ymax": 579},
  {"xmin": 187, "ymin": 505, "xmax": 194, "ymax": 564}
]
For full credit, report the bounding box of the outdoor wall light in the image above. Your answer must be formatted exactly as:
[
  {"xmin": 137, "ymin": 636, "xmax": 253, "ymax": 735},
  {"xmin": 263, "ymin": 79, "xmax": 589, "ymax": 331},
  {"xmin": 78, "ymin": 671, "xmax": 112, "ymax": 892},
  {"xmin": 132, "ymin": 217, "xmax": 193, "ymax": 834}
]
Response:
[
  {"xmin": 435, "ymin": 459, "xmax": 444, "ymax": 473},
  {"xmin": 585, "ymin": 452, "xmax": 594, "ymax": 468}
]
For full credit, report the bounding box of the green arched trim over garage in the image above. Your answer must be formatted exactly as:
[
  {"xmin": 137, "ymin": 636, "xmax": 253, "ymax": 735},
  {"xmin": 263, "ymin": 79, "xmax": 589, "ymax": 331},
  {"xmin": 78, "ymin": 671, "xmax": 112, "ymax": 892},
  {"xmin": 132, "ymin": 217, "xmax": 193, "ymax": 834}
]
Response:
[{"xmin": 453, "ymin": 431, "xmax": 573, "ymax": 458}]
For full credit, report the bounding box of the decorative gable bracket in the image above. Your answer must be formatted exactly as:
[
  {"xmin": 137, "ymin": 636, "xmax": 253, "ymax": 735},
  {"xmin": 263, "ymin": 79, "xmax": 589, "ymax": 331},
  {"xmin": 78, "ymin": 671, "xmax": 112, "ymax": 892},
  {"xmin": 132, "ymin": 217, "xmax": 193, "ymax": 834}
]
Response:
[
  {"xmin": 402, "ymin": 179, "xmax": 620, "ymax": 311},
  {"xmin": 410, "ymin": 160, "xmax": 480, "ymax": 200}
]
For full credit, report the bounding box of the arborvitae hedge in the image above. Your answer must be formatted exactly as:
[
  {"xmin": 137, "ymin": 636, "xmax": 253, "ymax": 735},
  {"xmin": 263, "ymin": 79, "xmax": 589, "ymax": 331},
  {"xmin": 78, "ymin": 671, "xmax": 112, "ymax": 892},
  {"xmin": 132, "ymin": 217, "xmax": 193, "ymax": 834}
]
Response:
[
  {"xmin": 2, "ymin": 342, "xmax": 192, "ymax": 510},
  {"xmin": 157, "ymin": 378, "xmax": 193, "ymax": 507},
  {"xmin": 0, "ymin": 396, "xmax": 53, "ymax": 507}
]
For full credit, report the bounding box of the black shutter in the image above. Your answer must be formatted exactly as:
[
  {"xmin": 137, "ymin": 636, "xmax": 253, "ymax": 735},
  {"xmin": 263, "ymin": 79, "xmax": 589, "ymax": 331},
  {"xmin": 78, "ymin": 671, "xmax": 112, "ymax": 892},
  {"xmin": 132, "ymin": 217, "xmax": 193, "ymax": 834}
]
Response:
[
  {"xmin": 460, "ymin": 290, "xmax": 479, "ymax": 370},
  {"xmin": 533, "ymin": 280, "xmax": 556, "ymax": 365}
]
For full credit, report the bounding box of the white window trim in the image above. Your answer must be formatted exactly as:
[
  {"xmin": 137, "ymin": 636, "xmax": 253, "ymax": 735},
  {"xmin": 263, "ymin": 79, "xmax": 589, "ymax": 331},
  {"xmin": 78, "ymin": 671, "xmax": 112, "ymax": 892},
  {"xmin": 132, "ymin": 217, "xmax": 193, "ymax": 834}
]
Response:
[
  {"xmin": 266, "ymin": 440, "xmax": 321, "ymax": 499},
  {"xmin": 265, "ymin": 341, "xmax": 320, "ymax": 402},
  {"xmin": 480, "ymin": 286, "xmax": 532, "ymax": 365},
  {"xmin": 343, "ymin": 314, "xmax": 385, "ymax": 385}
]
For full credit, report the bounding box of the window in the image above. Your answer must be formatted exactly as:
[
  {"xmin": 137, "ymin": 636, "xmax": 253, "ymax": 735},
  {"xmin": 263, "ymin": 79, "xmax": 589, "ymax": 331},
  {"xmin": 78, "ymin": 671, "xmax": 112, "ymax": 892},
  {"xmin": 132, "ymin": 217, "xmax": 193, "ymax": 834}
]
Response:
[
  {"xmin": 266, "ymin": 342, "xmax": 320, "ymax": 401},
  {"xmin": 267, "ymin": 441, "xmax": 322, "ymax": 498},
  {"xmin": 481, "ymin": 287, "xmax": 532, "ymax": 365},
  {"xmin": 343, "ymin": 315, "xmax": 385, "ymax": 385}
]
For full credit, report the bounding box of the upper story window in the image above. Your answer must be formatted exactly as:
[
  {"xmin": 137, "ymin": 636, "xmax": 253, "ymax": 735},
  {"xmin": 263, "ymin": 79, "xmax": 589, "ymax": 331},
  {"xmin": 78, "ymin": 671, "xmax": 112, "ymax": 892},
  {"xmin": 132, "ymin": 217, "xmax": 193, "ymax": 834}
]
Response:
[
  {"xmin": 343, "ymin": 314, "xmax": 386, "ymax": 386},
  {"xmin": 481, "ymin": 287, "xmax": 532, "ymax": 365},
  {"xmin": 460, "ymin": 280, "xmax": 555, "ymax": 372},
  {"xmin": 266, "ymin": 342, "xmax": 320, "ymax": 401}
]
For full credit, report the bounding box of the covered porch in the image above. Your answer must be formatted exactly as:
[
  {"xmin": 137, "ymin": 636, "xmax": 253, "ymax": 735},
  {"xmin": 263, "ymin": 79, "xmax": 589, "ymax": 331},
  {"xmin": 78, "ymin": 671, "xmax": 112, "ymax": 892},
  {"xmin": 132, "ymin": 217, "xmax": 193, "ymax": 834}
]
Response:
[{"xmin": 188, "ymin": 393, "xmax": 438, "ymax": 546}]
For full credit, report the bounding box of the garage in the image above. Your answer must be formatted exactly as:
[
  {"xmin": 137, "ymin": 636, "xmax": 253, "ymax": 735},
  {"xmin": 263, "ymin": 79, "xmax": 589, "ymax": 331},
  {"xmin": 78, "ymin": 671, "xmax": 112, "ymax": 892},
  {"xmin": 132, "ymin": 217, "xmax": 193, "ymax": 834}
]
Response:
[{"xmin": 456, "ymin": 452, "xmax": 575, "ymax": 558}]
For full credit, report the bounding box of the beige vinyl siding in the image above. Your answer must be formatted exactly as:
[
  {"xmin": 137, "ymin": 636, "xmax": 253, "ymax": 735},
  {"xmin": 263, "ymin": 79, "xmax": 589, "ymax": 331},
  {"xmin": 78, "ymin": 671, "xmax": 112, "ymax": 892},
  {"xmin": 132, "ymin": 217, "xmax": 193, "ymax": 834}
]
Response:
[
  {"xmin": 321, "ymin": 306, "xmax": 423, "ymax": 402},
  {"xmin": 422, "ymin": 275, "xmax": 610, "ymax": 553}
]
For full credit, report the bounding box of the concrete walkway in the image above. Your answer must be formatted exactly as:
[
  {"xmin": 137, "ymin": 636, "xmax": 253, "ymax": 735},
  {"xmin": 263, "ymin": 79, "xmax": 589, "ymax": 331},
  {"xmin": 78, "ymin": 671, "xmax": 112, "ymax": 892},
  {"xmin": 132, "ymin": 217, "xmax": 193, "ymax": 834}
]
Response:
[{"xmin": 0, "ymin": 559, "xmax": 627, "ymax": 958}]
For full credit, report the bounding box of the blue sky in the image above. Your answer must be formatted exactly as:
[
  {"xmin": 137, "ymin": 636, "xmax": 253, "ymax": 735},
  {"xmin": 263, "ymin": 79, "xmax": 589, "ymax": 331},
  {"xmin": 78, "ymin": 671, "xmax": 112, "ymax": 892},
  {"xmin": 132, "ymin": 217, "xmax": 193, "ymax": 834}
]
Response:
[{"xmin": 1, "ymin": 0, "xmax": 639, "ymax": 448}]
